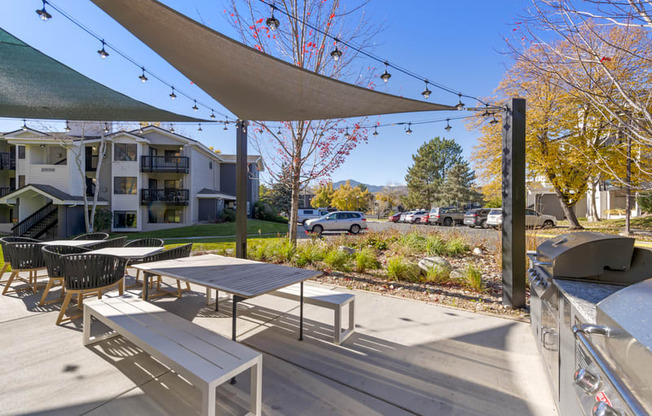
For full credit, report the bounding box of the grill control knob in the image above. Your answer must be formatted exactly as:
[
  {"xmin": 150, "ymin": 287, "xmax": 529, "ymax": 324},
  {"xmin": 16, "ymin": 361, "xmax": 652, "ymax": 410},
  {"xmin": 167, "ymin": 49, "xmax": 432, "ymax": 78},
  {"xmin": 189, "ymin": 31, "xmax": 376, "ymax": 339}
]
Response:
[
  {"xmin": 575, "ymin": 368, "xmax": 600, "ymax": 394},
  {"xmin": 592, "ymin": 401, "xmax": 621, "ymax": 416}
]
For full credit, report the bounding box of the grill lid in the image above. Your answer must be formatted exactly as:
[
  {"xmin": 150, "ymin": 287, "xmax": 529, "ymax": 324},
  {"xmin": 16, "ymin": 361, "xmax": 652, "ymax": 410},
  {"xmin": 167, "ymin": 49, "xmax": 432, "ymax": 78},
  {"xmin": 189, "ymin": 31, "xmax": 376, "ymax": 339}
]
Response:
[
  {"xmin": 596, "ymin": 278, "xmax": 652, "ymax": 412},
  {"xmin": 536, "ymin": 232, "xmax": 634, "ymax": 278}
]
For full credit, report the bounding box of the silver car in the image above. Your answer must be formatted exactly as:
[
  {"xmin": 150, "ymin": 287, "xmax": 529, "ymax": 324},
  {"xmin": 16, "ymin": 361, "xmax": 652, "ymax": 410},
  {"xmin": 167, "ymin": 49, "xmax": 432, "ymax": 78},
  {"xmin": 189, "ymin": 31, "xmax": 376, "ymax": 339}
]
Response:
[{"xmin": 305, "ymin": 211, "xmax": 367, "ymax": 235}]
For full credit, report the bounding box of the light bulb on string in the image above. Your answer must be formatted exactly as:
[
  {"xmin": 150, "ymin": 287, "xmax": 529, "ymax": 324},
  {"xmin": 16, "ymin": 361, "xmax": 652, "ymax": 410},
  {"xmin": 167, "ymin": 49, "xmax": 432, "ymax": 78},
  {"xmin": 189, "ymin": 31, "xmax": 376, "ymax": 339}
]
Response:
[
  {"xmin": 169, "ymin": 87, "xmax": 176, "ymax": 100},
  {"xmin": 481, "ymin": 104, "xmax": 490, "ymax": 117},
  {"xmin": 331, "ymin": 40, "xmax": 343, "ymax": 61},
  {"xmin": 444, "ymin": 119, "xmax": 452, "ymax": 132},
  {"xmin": 138, "ymin": 125, "xmax": 144, "ymax": 134},
  {"xmin": 223, "ymin": 122, "xmax": 228, "ymax": 131},
  {"xmin": 489, "ymin": 114, "xmax": 499, "ymax": 125},
  {"xmin": 97, "ymin": 40, "xmax": 109, "ymax": 59},
  {"xmin": 266, "ymin": 5, "xmax": 280, "ymax": 31},
  {"xmin": 380, "ymin": 62, "xmax": 391, "ymax": 83},
  {"xmin": 344, "ymin": 127, "xmax": 350, "ymax": 138},
  {"xmin": 373, "ymin": 127, "xmax": 379, "ymax": 136},
  {"xmin": 22, "ymin": 119, "xmax": 27, "ymax": 131},
  {"xmin": 210, "ymin": 110, "xmax": 216, "ymax": 119},
  {"xmin": 455, "ymin": 93, "xmax": 465, "ymax": 110},
  {"xmin": 170, "ymin": 124, "xmax": 175, "ymax": 134},
  {"xmin": 422, "ymin": 81, "xmax": 431, "ymax": 99},
  {"xmin": 138, "ymin": 67, "xmax": 148, "ymax": 82},
  {"xmin": 103, "ymin": 123, "xmax": 109, "ymax": 134},
  {"xmin": 405, "ymin": 123, "xmax": 412, "ymax": 135},
  {"xmin": 277, "ymin": 128, "xmax": 282, "ymax": 135},
  {"xmin": 198, "ymin": 123, "xmax": 203, "ymax": 132},
  {"xmin": 192, "ymin": 100, "xmax": 199, "ymax": 112},
  {"xmin": 35, "ymin": 1, "xmax": 52, "ymax": 20},
  {"xmin": 64, "ymin": 120, "xmax": 71, "ymax": 132}
]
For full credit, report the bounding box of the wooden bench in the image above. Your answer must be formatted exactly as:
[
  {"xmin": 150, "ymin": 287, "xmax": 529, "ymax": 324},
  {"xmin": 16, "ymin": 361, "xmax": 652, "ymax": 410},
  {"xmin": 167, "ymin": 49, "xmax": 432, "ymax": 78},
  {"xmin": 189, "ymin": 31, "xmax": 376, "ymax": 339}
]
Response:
[
  {"xmin": 270, "ymin": 284, "xmax": 355, "ymax": 345},
  {"xmin": 83, "ymin": 294, "xmax": 262, "ymax": 416}
]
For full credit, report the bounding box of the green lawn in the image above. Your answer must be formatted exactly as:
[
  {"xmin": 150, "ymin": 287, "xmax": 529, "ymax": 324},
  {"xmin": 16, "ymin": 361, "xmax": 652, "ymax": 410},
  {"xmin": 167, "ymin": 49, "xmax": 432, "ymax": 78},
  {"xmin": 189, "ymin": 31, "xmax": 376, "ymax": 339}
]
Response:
[{"xmin": 112, "ymin": 220, "xmax": 288, "ymax": 242}]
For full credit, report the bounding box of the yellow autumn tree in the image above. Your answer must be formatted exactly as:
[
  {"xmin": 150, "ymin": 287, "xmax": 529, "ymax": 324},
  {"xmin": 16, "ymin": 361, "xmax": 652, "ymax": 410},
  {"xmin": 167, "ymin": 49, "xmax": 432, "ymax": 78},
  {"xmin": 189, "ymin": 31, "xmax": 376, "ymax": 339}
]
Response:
[
  {"xmin": 331, "ymin": 180, "xmax": 371, "ymax": 211},
  {"xmin": 311, "ymin": 182, "xmax": 334, "ymax": 209}
]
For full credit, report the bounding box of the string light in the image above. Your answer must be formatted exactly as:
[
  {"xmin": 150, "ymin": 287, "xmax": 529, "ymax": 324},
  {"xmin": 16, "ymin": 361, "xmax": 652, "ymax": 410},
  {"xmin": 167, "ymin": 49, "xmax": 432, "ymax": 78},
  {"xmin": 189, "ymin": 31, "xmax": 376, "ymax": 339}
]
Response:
[
  {"xmin": 444, "ymin": 119, "xmax": 452, "ymax": 131},
  {"xmin": 64, "ymin": 120, "xmax": 71, "ymax": 132},
  {"xmin": 169, "ymin": 87, "xmax": 177, "ymax": 100},
  {"xmin": 138, "ymin": 125, "xmax": 144, "ymax": 134},
  {"xmin": 405, "ymin": 123, "xmax": 412, "ymax": 135},
  {"xmin": 192, "ymin": 100, "xmax": 199, "ymax": 111},
  {"xmin": 97, "ymin": 40, "xmax": 109, "ymax": 58},
  {"xmin": 422, "ymin": 81, "xmax": 431, "ymax": 99},
  {"xmin": 344, "ymin": 127, "xmax": 350, "ymax": 138},
  {"xmin": 138, "ymin": 67, "xmax": 148, "ymax": 82},
  {"xmin": 380, "ymin": 62, "xmax": 391, "ymax": 83},
  {"xmin": 103, "ymin": 123, "xmax": 109, "ymax": 133},
  {"xmin": 210, "ymin": 111, "xmax": 216, "ymax": 119},
  {"xmin": 198, "ymin": 123, "xmax": 203, "ymax": 132},
  {"xmin": 266, "ymin": 5, "xmax": 280, "ymax": 31},
  {"xmin": 22, "ymin": 119, "xmax": 27, "ymax": 131},
  {"xmin": 481, "ymin": 105, "xmax": 490, "ymax": 117},
  {"xmin": 35, "ymin": 1, "xmax": 52, "ymax": 21},
  {"xmin": 455, "ymin": 93, "xmax": 465, "ymax": 110},
  {"xmin": 277, "ymin": 128, "xmax": 282, "ymax": 135},
  {"xmin": 331, "ymin": 40, "xmax": 343, "ymax": 61},
  {"xmin": 224, "ymin": 122, "xmax": 228, "ymax": 131},
  {"xmin": 489, "ymin": 114, "xmax": 499, "ymax": 125},
  {"xmin": 373, "ymin": 127, "xmax": 379, "ymax": 136},
  {"xmin": 170, "ymin": 124, "xmax": 175, "ymax": 133}
]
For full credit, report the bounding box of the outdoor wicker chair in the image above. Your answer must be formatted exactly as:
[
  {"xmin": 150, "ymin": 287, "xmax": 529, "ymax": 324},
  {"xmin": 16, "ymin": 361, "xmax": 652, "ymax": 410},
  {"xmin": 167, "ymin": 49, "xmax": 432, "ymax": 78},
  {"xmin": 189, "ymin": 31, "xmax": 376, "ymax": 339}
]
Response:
[
  {"xmin": 40, "ymin": 245, "xmax": 89, "ymax": 306},
  {"xmin": 124, "ymin": 238, "xmax": 164, "ymax": 248},
  {"xmin": 56, "ymin": 253, "xmax": 128, "ymax": 325},
  {"xmin": 0, "ymin": 236, "xmax": 39, "ymax": 286},
  {"xmin": 2, "ymin": 242, "xmax": 48, "ymax": 295},
  {"xmin": 84, "ymin": 236, "xmax": 127, "ymax": 250},
  {"xmin": 72, "ymin": 232, "xmax": 109, "ymax": 241},
  {"xmin": 137, "ymin": 243, "xmax": 193, "ymax": 298}
]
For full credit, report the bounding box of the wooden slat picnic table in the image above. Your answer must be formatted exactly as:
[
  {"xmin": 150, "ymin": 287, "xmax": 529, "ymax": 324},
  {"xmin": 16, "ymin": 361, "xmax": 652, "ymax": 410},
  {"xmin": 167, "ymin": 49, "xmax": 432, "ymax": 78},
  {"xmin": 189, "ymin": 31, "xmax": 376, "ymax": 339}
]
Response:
[{"xmin": 134, "ymin": 254, "xmax": 322, "ymax": 341}]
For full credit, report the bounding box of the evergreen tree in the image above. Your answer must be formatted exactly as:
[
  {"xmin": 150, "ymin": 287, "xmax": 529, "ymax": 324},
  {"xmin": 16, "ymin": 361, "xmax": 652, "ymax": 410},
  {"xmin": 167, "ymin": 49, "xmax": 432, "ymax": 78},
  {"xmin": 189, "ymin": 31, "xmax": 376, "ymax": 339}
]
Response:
[
  {"xmin": 404, "ymin": 137, "xmax": 464, "ymax": 208},
  {"xmin": 440, "ymin": 162, "xmax": 483, "ymax": 207}
]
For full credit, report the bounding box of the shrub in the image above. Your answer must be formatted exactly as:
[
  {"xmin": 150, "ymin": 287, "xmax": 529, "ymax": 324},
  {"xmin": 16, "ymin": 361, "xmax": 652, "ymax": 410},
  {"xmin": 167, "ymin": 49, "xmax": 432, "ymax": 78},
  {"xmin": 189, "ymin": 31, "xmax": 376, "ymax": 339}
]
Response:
[
  {"xmin": 295, "ymin": 242, "xmax": 325, "ymax": 267},
  {"xmin": 425, "ymin": 235, "xmax": 447, "ymax": 256},
  {"xmin": 424, "ymin": 264, "xmax": 451, "ymax": 284},
  {"xmin": 222, "ymin": 208, "xmax": 236, "ymax": 222},
  {"xmin": 267, "ymin": 239, "xmax": 295, "ymax": 263},
  {"xmin": 444, "ymin": 237, "xmax": 469, "ymax": 257},
  {"xmin": 386, "ymin": 256, "xmax": 420, "ymax": 281},
  {"xmin": 465, "ymin": 263, "xmax": 484, "ymax": 292},
  {"xmin": 323, "ymin": 249, "xmax": 351, "ymax": 272},
  {"xmin": 93, "ymin": 209, "xmax": 112, "ymax": 231},
  {"xmin": 355, "ymin": 248, "xmax": 380, "ymax": 273},
  {"xmin": 399, "ymin": 232, "xmax": 428, "ymax": 252},
  {"xmin": 638, "ymin": 192, "xmax": 652, "ymax": 214}
]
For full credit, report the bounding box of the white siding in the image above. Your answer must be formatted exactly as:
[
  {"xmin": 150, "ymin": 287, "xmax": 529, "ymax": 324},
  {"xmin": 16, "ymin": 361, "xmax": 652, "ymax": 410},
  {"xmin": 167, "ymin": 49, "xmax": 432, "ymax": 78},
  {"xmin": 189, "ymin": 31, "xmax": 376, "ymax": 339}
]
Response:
[
  {"xmin": 189, "ymin": 147, "xmax": 220, "ymax": 223},
  {"xmin": 110, "ymin": 137, "xmax": 142, "ymax": 231}
]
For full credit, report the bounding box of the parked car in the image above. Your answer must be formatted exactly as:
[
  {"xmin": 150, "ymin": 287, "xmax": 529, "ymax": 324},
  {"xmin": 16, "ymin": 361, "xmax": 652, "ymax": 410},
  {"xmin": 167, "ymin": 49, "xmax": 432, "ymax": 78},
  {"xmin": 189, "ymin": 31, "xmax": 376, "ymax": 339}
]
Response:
[
  {"xmin": 464, "ymin": 208, "xmax": 492, "ymax": 228},
  {"xmin": 388, "ymin": 212, "xmax": 401, "ymax": 223},
  {"xmin": 526, "ymin": 209, "xmax": 557, "ymax": 228},
  {"xmin": 305, "ymin": 211, "xmax": 367, "ymax": 235},
  {"xmin": 297, "ymin": 208, "xmax": 329, "ymax": 226},
  {"xmin": 399, "ymin": 211, "xmax": 413, "ymax": 223},
  {"xmin": 486, "ymin": 209, "xmax": 503, "ymax": 228},
  {"xmin": 405, "ymin": 210, "xmax": 429, "ymax": 224},
  {"xmin": 427, "ymin": 207, "xmax": 465, "ymax": 226}
]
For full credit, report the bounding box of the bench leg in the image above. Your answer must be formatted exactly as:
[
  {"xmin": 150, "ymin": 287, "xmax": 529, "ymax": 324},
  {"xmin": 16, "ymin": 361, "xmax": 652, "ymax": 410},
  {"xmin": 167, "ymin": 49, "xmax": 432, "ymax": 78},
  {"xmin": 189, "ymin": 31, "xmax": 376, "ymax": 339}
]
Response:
[
  {"xmin": 202, "ymin": 384, "xmax": 216, "ymax": 416},
  {"xmin": 250, "ymin": 358, "xmax": 263, "ymax": 416},
  {"xmin": 334, "ymin": 300, "xmax": 355, "ymax": 345},
  {"xmin": 334, "ymin": 305, "xmax": 342, "ymax": 345}
]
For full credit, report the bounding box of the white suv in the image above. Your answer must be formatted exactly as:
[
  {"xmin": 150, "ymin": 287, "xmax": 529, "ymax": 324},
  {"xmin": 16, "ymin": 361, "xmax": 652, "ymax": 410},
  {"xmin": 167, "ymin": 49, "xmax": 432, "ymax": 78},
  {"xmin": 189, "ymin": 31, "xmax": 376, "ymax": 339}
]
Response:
[
  {"xmin": 486, "ymin": 208, "xmax": 557, "ymax": 229},
  {"xmin": 297, "ymin": 208, "xmax": 329, "ymax": 226},
  {"xmin": 305, "ymin": 211, "xmax": 367, "ymax": 235}
]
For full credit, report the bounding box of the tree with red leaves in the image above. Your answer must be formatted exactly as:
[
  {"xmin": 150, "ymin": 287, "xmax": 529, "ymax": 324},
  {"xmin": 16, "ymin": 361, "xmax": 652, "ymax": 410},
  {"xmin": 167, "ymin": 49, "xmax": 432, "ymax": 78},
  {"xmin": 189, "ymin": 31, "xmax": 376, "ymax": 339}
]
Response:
[{"xmin": 225, "ymin": 0, "xmax": 380, "ymax": 244}]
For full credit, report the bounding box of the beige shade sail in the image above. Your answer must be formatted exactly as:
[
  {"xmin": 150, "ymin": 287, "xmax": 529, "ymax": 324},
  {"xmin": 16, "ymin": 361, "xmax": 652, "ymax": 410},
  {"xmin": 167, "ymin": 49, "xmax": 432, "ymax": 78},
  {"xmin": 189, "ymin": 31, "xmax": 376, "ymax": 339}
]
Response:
[{"xmin": 91, "ymin": 0, "xmax": 454, "ymax": 121}]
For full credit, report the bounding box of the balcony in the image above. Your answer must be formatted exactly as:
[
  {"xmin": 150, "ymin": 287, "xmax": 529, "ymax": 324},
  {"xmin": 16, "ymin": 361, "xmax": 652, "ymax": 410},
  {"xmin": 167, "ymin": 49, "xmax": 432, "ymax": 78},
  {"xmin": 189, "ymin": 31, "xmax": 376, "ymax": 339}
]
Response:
[
  {"xmin": 141, "ymin": 188, "xmax": 190, "ymax": 205},
  {"xmin": 0, "ymin": 187, "xmax": 15, "ymax": 197},
  {"xmin": 141, "ymin": 155, "xmax": 189, "ymax": 173},
  {"xmin": 0, "ymin": 152, "xmax": 16, "ymax": 170}
]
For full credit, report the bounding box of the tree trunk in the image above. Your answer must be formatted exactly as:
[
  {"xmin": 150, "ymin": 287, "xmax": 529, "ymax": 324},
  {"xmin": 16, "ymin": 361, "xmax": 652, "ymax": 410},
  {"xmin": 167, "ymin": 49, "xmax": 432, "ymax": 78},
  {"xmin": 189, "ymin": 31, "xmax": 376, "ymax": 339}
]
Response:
[
  {"xmin": 89, "ymin": 136, "xmax": 107, "ymax": 233},
  {"xmin": 288, "ymin": 174, "xmax": 301, "ymax": 244},
  {"xmin": 552, "ymin": 187, "xmax": 583, "ymax": 229},
  {"xmin": 587, "ymin": 177, "xmax": 600, "ymax": 222}
]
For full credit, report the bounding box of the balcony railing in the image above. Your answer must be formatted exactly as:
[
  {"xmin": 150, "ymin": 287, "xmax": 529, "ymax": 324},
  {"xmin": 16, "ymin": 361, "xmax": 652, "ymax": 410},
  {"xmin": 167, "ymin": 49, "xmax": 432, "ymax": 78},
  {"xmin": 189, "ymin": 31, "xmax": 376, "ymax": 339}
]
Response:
[
  {"xmin": 0, "ymin": 152, "xmax": 16, "ymax": 170},
  {"xmin": 141, "ymin": 188, "xmax": 190, "ymax": 205},
  {"xmin": 141, "ymin": 155, "xmax": 189, "ymax": 173},
  {"xmin": 0, "ymin": 187, "xmax": 15, "ymax": 197}
]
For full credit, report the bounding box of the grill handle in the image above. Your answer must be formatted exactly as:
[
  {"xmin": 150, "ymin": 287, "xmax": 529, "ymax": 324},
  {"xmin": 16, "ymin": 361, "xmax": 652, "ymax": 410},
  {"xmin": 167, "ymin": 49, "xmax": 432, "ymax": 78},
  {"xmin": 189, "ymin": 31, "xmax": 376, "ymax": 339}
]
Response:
[{"xmin": 573, "ymin": 325, "xmax": 647, "ymax": 416}]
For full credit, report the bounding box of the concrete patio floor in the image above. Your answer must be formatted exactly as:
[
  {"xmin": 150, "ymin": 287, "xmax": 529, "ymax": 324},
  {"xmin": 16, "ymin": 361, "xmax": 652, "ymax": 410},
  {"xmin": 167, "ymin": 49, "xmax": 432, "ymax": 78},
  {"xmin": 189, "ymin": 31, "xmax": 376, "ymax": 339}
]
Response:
[{"xmin": 0, "ymin": 272, "xmax": 558, "ymax": 416}]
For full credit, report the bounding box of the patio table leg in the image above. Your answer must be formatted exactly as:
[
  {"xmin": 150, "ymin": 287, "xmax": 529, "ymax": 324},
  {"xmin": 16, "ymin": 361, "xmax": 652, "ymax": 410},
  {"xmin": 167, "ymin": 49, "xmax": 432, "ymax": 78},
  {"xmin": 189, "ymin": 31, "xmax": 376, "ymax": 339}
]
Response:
[
  {"xmin": 143, "ymin": 274, "xmax": 149, "ymax": 301},
  {"xmin": 299, "ymin": 281, "xmax": 304, "ymax": 341},
  {"xmin": 230, "ymin": 295, "xmax": 243, "ymax": 385}
]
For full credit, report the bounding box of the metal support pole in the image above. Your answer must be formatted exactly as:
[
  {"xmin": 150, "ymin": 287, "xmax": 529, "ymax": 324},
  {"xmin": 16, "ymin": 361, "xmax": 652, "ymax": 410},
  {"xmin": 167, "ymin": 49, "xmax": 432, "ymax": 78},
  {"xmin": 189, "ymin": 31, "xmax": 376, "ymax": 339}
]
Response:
[
  {"xmin": 502, "ymin": 98, "xmax": 526, "ymax": 309},
  {"xmin": 235, "ymin": 120, "xmax": 248, "ymax": 259},
  {"xmin": 299, "ymin": 281, "xmax": 304, "ymax": 341}
]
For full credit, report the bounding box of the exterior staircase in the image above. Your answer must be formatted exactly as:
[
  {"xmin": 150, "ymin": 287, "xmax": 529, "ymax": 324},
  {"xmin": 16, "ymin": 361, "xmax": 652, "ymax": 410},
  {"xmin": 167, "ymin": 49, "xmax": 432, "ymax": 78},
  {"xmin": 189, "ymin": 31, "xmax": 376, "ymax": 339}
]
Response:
[{"xmin": 11, "ymin": 202, "xmax": 58, "ymax": 239}]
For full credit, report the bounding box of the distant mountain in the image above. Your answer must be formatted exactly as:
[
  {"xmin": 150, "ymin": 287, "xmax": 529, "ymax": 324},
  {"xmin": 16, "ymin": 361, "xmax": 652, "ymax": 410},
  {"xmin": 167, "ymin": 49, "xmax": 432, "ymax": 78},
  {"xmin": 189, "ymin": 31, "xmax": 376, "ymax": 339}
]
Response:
[{"xmin": 332, "ymin": 179, "xmax": 404, "ymax": 194}]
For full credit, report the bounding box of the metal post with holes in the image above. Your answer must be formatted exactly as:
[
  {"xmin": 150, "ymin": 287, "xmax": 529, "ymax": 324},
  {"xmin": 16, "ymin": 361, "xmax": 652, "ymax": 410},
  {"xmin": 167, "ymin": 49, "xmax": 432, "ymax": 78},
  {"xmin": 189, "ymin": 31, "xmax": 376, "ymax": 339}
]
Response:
[
  {"xmin": 235, "ymin": 120, "xmax": 248, "ymax": 259},
  {"xmin": 502, "ymin": 98, "xmax": 526, "ymax": 309}
]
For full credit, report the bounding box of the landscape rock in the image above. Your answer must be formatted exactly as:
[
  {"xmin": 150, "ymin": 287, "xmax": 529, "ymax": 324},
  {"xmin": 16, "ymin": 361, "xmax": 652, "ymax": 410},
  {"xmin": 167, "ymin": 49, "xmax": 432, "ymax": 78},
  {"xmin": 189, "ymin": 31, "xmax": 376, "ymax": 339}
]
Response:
[
  {"xmin": 473, "ymin": 247, "xmax": 483, "ymax": 256},
  {"xmin": 449, "ymin": 269, "xmax": 466, "ymax": 280},
  {"xmin": 339, "ymin": 246, "xmax": 356, "ymax": 255},
  {"xmin": 418, "ymin": 256, "xmax": 452, "ymax": 274}
]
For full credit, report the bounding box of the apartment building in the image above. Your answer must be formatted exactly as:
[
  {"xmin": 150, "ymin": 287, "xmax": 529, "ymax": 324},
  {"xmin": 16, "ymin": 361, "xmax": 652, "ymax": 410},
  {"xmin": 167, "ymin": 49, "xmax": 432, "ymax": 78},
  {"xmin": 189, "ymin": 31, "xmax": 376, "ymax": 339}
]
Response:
[{"xmin": 0, "ymin": 123, "xmax": 262, "ymax": 238}]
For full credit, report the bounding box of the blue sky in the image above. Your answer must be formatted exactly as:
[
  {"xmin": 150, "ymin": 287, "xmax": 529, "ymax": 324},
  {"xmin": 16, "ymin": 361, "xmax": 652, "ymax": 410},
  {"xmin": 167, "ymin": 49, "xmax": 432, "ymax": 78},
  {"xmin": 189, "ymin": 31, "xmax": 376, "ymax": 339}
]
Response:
[{"xmin": 0, "ymin": 0, "xmax": 526, "ymax": 186}]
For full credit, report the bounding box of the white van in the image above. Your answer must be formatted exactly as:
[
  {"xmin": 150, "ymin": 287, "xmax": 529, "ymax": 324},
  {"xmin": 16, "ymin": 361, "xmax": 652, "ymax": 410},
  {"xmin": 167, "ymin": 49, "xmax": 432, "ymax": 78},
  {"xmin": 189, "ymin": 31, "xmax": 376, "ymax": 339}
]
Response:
[{"xmin": 297, "ymin": 208, "xmax": 329, "ymax": 225}]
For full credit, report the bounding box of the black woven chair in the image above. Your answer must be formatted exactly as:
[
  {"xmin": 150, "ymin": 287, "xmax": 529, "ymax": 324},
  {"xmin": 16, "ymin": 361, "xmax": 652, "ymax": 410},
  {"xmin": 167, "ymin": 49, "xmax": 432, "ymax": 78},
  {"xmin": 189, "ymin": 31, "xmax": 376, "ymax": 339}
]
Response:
[
  {"xmin": 40, "ymin": 245, "xmax": 89, "ymax": 306},
  {"xmin": 125, "ymin": 238, "xmax": 165, "ymax": 248},
  {"xmin": 72, "ymin": 232, "xmax": 109, "ymax": 241},
  {"xmin": 136, "ymin": 244, "xmax": 193, "ymax": 299},
  {"xmin": 2, "ymin": 242, "xmax": 48, "ymax": 295},
  {"xmin": 85, "ymin": 236, "xmax": 127, "ymax": 250},
  {"xmin": 0, "ymin": 236, "xmax": 39, "ymax": 286},
  {"xmin": 56, "ymin": 253, "xmax": 128, "ymax": 325}
]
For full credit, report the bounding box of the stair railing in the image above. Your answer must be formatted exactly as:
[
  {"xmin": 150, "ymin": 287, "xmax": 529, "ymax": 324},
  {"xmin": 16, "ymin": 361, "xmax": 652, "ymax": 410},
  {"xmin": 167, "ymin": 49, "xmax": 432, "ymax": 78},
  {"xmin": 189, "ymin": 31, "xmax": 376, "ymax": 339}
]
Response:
[{"xmin": 11, "ymin": 202, "xmax": 57, "ymax": 236}]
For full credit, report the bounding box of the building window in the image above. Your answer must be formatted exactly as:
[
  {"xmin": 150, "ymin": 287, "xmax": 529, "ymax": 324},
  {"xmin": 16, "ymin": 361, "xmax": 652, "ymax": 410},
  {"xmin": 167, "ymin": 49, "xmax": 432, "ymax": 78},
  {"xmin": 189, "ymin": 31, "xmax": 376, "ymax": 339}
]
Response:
[
  {"xmin": 164, "ymin": 208, "xmax": 182, "ymax": 223},
  {"xmin": 114, "ymin": 143, "xmax": 137, "ymax": 161},
  {"xmin": 148, "ymin": 208, "xmax": 158, "ymax": 224},
  {"xmin": 114, "ymin": 177, "xmax": 137, "ymax": 194},
  {"xmin": 114, "ymin": 211, "xmax": 137, "ymax": 229},
  {"xmin": 18, "ymin": 175, "xmax": 25, "ymax": 188},
  {"xmin": 209, "ymin": 161, "xmax": 213, "ymax": 169},
  {"xmin": 18, "ymin": 146, "xmax": 25, "ymax": 159},
  {"xmin": 164, "ymin": 179, "xmax": 181, "ymax": 189}
]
